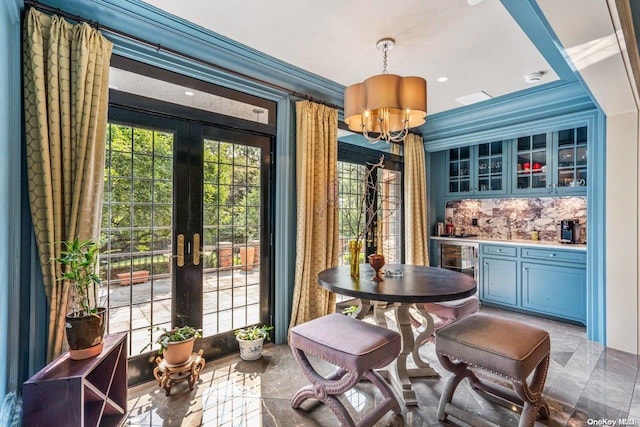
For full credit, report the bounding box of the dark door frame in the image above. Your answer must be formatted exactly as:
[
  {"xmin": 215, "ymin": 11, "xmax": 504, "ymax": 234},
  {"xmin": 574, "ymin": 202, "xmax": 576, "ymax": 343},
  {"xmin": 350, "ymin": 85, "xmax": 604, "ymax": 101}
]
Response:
[{"xmin": 108, "ymin": 90, "xmax": 275, "ymax": 386}]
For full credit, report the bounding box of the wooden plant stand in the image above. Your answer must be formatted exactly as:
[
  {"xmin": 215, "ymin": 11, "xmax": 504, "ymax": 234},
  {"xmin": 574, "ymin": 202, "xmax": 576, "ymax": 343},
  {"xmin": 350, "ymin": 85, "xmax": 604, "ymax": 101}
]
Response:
[
  {"xmin": 153, "ymin": 350, "xmax": 205, "ymax": 396},
  {"xmin": 23, "ymin": 333, "xmax": 127, "ymax": 427}
]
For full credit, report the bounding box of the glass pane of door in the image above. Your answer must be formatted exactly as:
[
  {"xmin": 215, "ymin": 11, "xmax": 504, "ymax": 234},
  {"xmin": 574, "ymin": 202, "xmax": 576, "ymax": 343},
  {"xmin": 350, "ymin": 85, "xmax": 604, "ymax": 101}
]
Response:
[
  {"xmin": 101, "ymin": 121, "xmax": 175, "ymax": 356},
  {"xmin": 201, "ymin": 139, "xmax": 263, "ymax": 337}
]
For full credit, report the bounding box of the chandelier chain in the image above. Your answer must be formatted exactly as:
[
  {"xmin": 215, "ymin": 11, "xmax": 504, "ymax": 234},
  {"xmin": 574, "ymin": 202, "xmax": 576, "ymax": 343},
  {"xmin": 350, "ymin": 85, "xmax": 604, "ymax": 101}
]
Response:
[{"xmin": 382, "ymin": 43, "xmax": 388, "ymax": 74}]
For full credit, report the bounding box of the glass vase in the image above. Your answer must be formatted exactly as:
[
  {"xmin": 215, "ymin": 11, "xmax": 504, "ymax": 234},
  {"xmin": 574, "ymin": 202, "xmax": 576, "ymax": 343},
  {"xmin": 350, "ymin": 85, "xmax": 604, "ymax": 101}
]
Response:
[{"xmin": 349, "ymin": 240, "xmax": 363, "ymax": 278}]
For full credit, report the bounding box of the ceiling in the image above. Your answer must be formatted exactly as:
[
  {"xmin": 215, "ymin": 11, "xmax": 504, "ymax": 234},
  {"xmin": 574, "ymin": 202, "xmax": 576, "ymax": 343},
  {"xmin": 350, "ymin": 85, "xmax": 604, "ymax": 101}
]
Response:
[
  {"xmin": 139, "ymin": 0, "xmax": 566, "ymax": 116},
  {"xmin": 132, "ymin": 0, "xmax": 640, "ymax": 123}
]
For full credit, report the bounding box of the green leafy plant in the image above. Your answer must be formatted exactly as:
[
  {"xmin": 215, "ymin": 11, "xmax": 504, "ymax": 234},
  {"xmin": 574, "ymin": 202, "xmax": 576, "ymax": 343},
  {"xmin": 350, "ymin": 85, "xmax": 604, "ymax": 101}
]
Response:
[
  {"xmin": 234, "ymin": 325, "xmax": 273, "ymax": 341},
  {"xmin": 143, "ymin": 325, "xmax": 202, "ymax": 355},
  {"xmin": 56, "ymin": 238, "xmax": 101, "ymax": 317}
]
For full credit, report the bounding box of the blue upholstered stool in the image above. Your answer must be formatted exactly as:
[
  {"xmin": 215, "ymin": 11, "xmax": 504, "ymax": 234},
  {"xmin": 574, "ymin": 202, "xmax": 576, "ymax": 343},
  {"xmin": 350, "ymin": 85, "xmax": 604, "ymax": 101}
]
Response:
[
  {"xmin": 290, "ymin": 313, "xmax": 402, "ymax": 427},
  {"xmin": 435, "ymin": 314, "xmax": 550, "ymax": 427}
]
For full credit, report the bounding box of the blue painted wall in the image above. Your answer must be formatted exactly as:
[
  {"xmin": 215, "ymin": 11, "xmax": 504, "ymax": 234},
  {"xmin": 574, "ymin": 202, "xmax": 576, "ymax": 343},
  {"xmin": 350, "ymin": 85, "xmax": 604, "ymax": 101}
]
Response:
[{"xmin": 0, "ymin": 0, "xmax": 24, "ymax": 416}]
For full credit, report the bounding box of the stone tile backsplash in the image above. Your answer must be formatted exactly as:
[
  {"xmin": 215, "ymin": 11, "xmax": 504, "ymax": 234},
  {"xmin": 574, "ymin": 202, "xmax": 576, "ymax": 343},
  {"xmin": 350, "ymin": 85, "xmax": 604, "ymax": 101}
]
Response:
[{"xmin": 442, "ymin": 197, "xmax": 587, "ymax": 242}]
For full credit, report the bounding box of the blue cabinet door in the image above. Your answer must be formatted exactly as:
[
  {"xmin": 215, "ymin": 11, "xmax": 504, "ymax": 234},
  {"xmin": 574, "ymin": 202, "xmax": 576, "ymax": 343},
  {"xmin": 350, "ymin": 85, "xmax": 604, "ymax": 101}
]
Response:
[
  {"xmin": 446, "ymin": 147, "xmax": 473, "ymax": 197},
  {"xmin": 475, "ymin": 141, "xmax": 507, "ymax": 196},
  {"xmin": 481, "ymin": 257, "xmax": 518, "ymax": 306},
  {"xmin": 553, "ymin": 126, "xmax": 588, "ymax": 195},
  {"xmin": 521, "ymin": 262, "xmax": 586, "ymax": 324},
  {"xmin": 512, "ymin": 132, "xmax": 552, "ymax": 195}
]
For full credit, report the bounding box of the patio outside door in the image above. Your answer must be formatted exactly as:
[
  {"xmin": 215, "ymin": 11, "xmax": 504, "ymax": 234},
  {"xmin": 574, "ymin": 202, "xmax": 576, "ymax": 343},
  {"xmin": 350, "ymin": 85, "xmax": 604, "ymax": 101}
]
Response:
[{"xmin": 102, "ymin": 105, "xmax": 272, "ymax": 385}]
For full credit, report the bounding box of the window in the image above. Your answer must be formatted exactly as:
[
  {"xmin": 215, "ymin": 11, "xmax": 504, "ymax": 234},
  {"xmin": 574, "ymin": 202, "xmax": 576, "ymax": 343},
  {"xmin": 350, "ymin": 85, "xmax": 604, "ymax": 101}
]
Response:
[{"xmin": 337, "ymin": 146, "xmax": 403, "ymax": 271}]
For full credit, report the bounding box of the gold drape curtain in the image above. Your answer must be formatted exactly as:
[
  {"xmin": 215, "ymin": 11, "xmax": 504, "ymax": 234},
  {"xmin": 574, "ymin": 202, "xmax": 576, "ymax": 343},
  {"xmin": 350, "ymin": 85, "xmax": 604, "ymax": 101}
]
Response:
[
  {"xmin": 404, "ymin": 133, "xmax": 430, "ymax": 265},
  {"xmin": 289, "ymin": 101, "xmax": 339, "ymax": 328},
  {"xmin": 23, "ymin": 8, "xmax": 113, "ymax": 361}
]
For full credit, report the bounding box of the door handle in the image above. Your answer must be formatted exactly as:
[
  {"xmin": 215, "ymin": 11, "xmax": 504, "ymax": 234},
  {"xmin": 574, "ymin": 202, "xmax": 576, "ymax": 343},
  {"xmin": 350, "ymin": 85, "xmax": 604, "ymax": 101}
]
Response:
[
  {"xmin": 193, "ymin": 233, "xmax": 201, "ymax": 266},
  {"xmin": 177, "ymin": 234, "xmax": 185, "ymax": 267}
]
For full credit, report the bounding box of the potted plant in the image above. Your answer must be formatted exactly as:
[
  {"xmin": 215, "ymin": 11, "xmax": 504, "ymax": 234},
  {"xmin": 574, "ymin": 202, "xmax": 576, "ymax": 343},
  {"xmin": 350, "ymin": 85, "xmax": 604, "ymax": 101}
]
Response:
[
  {"xmin": 144, "ymin": 325, "xmax": 202, "ymax": 367},
  {"xmin": 56, "ymin": 238, "xmax": 106, "ymax": 360},
  {"xmin": 234, "ymin": 325, "xmax": 273, "ymax": 361}
]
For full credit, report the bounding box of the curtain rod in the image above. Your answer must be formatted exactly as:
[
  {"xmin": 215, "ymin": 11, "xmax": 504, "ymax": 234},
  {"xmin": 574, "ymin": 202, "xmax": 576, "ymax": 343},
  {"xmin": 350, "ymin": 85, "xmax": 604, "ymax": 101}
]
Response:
[{"xmin": 23, "ymin": 0, "xmax": 342, "ymax": 110}]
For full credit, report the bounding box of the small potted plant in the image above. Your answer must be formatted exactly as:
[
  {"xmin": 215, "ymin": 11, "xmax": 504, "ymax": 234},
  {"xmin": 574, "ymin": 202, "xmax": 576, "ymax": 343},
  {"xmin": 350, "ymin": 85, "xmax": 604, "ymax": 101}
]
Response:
[
  {"xmin": 56, "ymin": 238, "xmax": 106, "ymax": 360},
  {"xmin": 145, "ymin": 325, "xmax": 202, "ymax": 366},
  {"xmin": 234, "ymin": 325, "xmax": 273, "ymax": 361}
]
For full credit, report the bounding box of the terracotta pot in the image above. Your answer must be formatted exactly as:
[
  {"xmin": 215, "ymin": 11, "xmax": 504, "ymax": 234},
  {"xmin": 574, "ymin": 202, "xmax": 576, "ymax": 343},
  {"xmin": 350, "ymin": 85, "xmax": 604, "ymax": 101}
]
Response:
[
  {"xmin": 163, "ymin": 336, "xmax": 196, "ymax": 367},
  {"xmin": 237, "ymin": 337, "xmax": 265, "ymax": 361},
  {"xmin": 239, "ymin": 246, "xmax": 255, "ymax": 271},
  {"xmin": 65, "ymin": 307, "xmax": 106, "ymax": 360}
]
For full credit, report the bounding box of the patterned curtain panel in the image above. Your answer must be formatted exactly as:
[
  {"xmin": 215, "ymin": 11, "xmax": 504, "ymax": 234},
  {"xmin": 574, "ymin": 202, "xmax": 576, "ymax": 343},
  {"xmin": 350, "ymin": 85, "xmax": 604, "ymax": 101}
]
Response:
[
  {"xmin": 23, "ymin": 8, "xmax": 113, "ymax": 361},
  {"xmin": 404, "ymin": 133, "xmax": 429, "ymax": 265},
  {"xmin": 289, "ymin": 101, "xmax": 339, "ymax": 328}
]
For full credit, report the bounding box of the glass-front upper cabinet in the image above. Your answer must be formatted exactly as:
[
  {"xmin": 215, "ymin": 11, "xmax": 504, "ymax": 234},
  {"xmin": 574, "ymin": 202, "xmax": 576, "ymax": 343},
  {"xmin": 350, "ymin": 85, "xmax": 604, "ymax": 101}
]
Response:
[
  {"xmin": 512, "ymin": 126, "xmax": 587, "ymax": 195},
  {"xmin": 514, "ymin": 133, "xmax": 549, "ymax": 194},
  {"xmin": 447, "ymin": 142, "xmax": 506, "ymax": 197},
  {"xmin": 447, "ymin": 146, "xmax": 472, "ymax": 195},
  {"xmin": 556, "ymin": 126, "xmax": 587, "ymax": 191},
  {"xmin": 476, "ymin": 141, "xmax": 505, "ymax": 194}
]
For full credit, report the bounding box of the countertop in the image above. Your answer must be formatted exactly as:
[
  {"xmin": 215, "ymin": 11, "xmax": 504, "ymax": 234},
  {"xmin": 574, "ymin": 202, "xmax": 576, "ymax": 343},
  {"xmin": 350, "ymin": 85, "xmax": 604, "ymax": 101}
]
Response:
[{"xmin": 430, "ymin": 235, "xmax": 587, "ymax": 251}]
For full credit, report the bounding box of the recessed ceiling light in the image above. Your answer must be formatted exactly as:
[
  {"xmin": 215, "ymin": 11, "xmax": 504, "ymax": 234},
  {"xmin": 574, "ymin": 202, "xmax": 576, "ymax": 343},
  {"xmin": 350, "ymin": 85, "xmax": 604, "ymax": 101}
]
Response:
[
  {"xmin": 455, "ymin": 91, "xmax": 493, "ymax": 106},
  {"xmin": 184, "ymin": 90, "xmax": 195, "ymax": 96},
  {"xmin": 437, "ymin": 76, "xmax": 449, "ymax": 83},
  {"xmin": 467, "ymin": 0, "xmax": 485, "ymax": 5}
]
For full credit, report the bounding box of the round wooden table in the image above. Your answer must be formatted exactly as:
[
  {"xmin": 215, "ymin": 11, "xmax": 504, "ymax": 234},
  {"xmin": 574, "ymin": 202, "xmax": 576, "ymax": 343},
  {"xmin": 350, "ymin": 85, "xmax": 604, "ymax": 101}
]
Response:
[{"xmin": 318, "ymin": 264, "xmax": 477, "ymax": 406}]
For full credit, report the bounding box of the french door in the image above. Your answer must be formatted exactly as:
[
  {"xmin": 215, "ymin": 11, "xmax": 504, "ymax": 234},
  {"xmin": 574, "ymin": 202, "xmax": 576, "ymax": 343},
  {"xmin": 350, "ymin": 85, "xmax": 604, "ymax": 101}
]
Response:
[{"xmin": 102, "ymin": 103, "xmax": 272, "ymax": 385}]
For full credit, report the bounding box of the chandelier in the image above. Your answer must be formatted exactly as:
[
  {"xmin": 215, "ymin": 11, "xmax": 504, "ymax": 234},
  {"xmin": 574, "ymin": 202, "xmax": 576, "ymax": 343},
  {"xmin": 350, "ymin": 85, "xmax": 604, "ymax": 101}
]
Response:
[{"xmin": 344, "ymin": 38, "xmax": 427, "ymax": 144}]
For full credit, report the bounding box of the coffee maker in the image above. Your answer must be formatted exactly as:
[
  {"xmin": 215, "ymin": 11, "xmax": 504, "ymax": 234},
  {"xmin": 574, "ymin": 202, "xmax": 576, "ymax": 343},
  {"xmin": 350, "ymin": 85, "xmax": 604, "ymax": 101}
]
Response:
[{"xmin": 559, "ymin": 219, "xmax": 581, "ymax": 244}]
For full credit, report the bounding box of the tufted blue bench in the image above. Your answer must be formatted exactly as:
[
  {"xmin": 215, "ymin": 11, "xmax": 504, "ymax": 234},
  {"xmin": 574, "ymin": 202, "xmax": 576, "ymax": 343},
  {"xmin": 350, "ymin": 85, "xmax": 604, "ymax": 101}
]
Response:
[{"xmin": 290, "ymin": 313, "xmax": 402, "ymax": 427}]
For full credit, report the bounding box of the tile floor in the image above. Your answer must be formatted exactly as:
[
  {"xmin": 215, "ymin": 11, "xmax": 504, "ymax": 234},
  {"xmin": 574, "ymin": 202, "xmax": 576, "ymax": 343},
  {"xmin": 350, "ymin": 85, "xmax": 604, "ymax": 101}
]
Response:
[{"xmin": 124, "ymin": 306, "xmax": 640, "ymax": 426}]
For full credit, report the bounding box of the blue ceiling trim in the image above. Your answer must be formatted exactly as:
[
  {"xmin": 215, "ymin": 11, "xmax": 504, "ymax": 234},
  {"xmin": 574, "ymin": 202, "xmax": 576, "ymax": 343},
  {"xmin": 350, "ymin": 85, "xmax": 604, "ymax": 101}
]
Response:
[
  {"xmin": 425, "ymin": 109, "xmax": 597, "ymax": 153},
  {"xmin": 37, "ymin": 0, "xmax": 345, "ymax": 107},
  {"xmin": 423, "ymin": 81, "xmax": 594, "ymax": 143},
  {"xmin": 499, "ymin": 0, "xmax": 577, "ymax": 81}
]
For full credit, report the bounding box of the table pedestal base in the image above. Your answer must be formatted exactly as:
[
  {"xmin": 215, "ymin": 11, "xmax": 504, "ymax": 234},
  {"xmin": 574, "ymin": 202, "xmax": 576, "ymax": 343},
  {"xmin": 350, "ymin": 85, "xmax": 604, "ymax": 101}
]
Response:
[{"xmin": 373, "ymin": 302, "xmax": 439, "ymax": 406}]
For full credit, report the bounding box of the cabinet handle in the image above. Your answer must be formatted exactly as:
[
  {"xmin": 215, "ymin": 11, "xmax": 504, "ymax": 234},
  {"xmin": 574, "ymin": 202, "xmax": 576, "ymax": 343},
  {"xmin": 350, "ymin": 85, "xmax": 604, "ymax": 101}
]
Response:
[
  {"xmin": 497, "ymin": 249, "xmax": 501, "ymax": 252},
  {"xmin": 523, "ymin": 267, "xmax": 527, "ymax": 272},
  {"xmin": 550, "ymin": 253, "xmax": 556, "ymax": 257}
]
